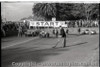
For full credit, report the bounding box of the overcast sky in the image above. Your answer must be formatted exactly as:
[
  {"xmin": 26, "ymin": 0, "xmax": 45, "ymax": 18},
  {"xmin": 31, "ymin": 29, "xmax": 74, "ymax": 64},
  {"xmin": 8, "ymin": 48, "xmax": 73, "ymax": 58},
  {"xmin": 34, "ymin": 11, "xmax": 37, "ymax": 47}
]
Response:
[{"xmin": 1, "ymin": 2, "xmax": 34, "ymax": 21}]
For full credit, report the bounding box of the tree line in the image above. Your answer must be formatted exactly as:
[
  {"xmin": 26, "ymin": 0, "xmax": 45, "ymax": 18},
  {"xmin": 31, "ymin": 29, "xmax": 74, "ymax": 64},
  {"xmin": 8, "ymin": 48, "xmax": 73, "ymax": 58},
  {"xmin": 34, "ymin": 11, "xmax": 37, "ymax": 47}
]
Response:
[{"xmin": 32, "ymin": 3, "xmax": 99, "ymax": 21}]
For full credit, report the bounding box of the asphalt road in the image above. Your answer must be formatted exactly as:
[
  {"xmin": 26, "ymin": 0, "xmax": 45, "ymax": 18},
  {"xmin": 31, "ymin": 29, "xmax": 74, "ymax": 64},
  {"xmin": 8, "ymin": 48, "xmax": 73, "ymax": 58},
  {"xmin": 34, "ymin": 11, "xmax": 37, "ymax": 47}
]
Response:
[{"xmin": 2, "ymin": 34, "xmax": 99, "ymax": 67}]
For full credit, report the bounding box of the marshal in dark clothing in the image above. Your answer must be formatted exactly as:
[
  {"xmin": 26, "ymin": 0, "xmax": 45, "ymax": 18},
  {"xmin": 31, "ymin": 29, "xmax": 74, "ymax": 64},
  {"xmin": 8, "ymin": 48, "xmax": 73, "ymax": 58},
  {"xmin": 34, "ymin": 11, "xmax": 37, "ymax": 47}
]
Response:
[
  {"xmin": 60, "ymin": 27, "xmax": 66, "ymax": 47},
  {"xmin": 60, "ymin": 27, "xmax": 66, "ymax": 37}
]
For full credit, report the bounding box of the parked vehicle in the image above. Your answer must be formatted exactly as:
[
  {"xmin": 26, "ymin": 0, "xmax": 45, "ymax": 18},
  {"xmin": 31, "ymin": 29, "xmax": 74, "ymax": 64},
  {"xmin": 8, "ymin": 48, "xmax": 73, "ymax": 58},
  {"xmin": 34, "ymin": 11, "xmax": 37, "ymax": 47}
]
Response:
[
  {"xmin": 39, "ymin": 31, "xmax": 50, "ymax": 38},
  {"xmin": 24, "ymin": 29, "xmax": 40, "ymax": 36},
  {"xmin": 89, "ymin": 30, "xmax": 97, "ymax": 35},
  {"xmin": 81, "ymin": 29, "xmax": 96, "ymax": 35}
]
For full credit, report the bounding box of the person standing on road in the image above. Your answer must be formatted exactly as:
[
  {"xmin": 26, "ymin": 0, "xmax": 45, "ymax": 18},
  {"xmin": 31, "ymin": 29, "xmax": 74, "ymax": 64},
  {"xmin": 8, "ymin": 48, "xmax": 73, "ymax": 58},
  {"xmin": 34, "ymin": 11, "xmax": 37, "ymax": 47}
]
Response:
[
  {"xmin": 60, "ymin": 26, "xmax": 66, "ymax": 47},
  {"xmin": 52, "ymin": 26, "xmax": 66, "ymax": 48}
]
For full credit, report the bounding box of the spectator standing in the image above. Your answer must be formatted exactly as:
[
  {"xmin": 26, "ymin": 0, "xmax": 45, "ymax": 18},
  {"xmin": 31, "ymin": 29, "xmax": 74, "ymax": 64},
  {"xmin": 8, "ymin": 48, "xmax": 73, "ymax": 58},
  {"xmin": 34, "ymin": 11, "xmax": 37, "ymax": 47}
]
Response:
[
  {"xmin": 53, "ymin": 28, "xmax": 58, "ymax": 38},
  {"xmin": 78, "ymin": 27, "xmax": 81, "ymax": 35},
  {"xmin": 66, "ymin": 28, "xmax": 69, "ymax": 35},
  {"xmin": 18, "ymin": 26, "xmax": 22, "ymax": 37},
  {"xmin": 75, "ymin": 21, "xmax": 78, "ymax": 27},
  {"xmin": 1, "ymin": 24, "xmax": 6, "ymax": 37}
]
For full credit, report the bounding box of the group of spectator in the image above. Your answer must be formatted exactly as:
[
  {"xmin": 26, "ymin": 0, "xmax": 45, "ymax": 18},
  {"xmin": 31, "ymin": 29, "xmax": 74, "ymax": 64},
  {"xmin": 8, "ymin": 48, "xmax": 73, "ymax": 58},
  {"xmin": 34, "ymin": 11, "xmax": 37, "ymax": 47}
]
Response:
[
  {"xmin": 1, "ymin": 21, "xmax": 28, "ymax": 37},
  {"xmin": 66, "ymin": 20, "xmax": 99, "ymax": 28}
]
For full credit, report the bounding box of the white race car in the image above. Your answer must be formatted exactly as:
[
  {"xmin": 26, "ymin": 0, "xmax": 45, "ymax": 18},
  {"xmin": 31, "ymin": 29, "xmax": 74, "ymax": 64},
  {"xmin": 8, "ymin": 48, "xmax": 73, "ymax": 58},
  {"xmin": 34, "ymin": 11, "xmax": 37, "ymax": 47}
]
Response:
[
  {"xmin": 39, "ymin": 31, "xmax": 50, "ymax": 38},
  {"xmin": 81, "ymin": 29, "xmax": 96, "ymax": 35},
  {"xmin": 81, "ymin": 29, "xmax": 89, "ymax": 35},
  {"xmin": 24, "ymin": 29, "xmax": 40, "ymax": 36},
  {"xmin": 89, "ymin": 30, "xmax": 97, "ymax": 35}
]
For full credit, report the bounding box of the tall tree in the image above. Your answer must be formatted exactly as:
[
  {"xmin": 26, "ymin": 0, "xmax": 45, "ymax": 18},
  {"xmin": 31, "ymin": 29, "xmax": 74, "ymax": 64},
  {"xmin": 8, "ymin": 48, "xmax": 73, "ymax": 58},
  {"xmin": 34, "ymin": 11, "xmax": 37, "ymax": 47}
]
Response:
[
  {"xmin": 90, "ymin": 4, "xmax": 99, "ymax": 20},
  {"xmin": 32, "ymin": 3, "xmax": 99, "ymax": 21},
  {"xmin": 56, "ymin": 3, "xmax": 75, "ymax": 20},
  {"xmin": 33, "ymin": 3, "xmax": 56, "ymax": 20},
  {"xmin": 73, "ymin": 3, "xmax": 99, "ymax": 20}
]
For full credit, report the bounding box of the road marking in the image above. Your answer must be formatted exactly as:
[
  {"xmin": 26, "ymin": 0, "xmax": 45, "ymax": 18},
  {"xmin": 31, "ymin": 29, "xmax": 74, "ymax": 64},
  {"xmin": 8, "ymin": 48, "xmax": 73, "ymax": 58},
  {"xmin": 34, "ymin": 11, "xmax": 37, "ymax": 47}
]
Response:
[{"xmin": 2, "ymin": 37, "xmax": 38, "ymax": 49}]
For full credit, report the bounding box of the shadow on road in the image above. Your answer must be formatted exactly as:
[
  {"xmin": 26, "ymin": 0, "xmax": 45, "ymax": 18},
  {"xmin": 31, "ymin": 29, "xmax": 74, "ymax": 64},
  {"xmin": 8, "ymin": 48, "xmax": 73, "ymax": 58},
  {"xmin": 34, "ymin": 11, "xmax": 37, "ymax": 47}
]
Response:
[
  {"xmin": 66, "ymin": 34, "xmax": 84, "ymax": 38},
  {"xmin": 66, "ymin": 42, "xmax": 88, "ymax": 47},
  {"xmin": 2, "ymin": 46, "xmax": 69, "ymax": 67}
]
